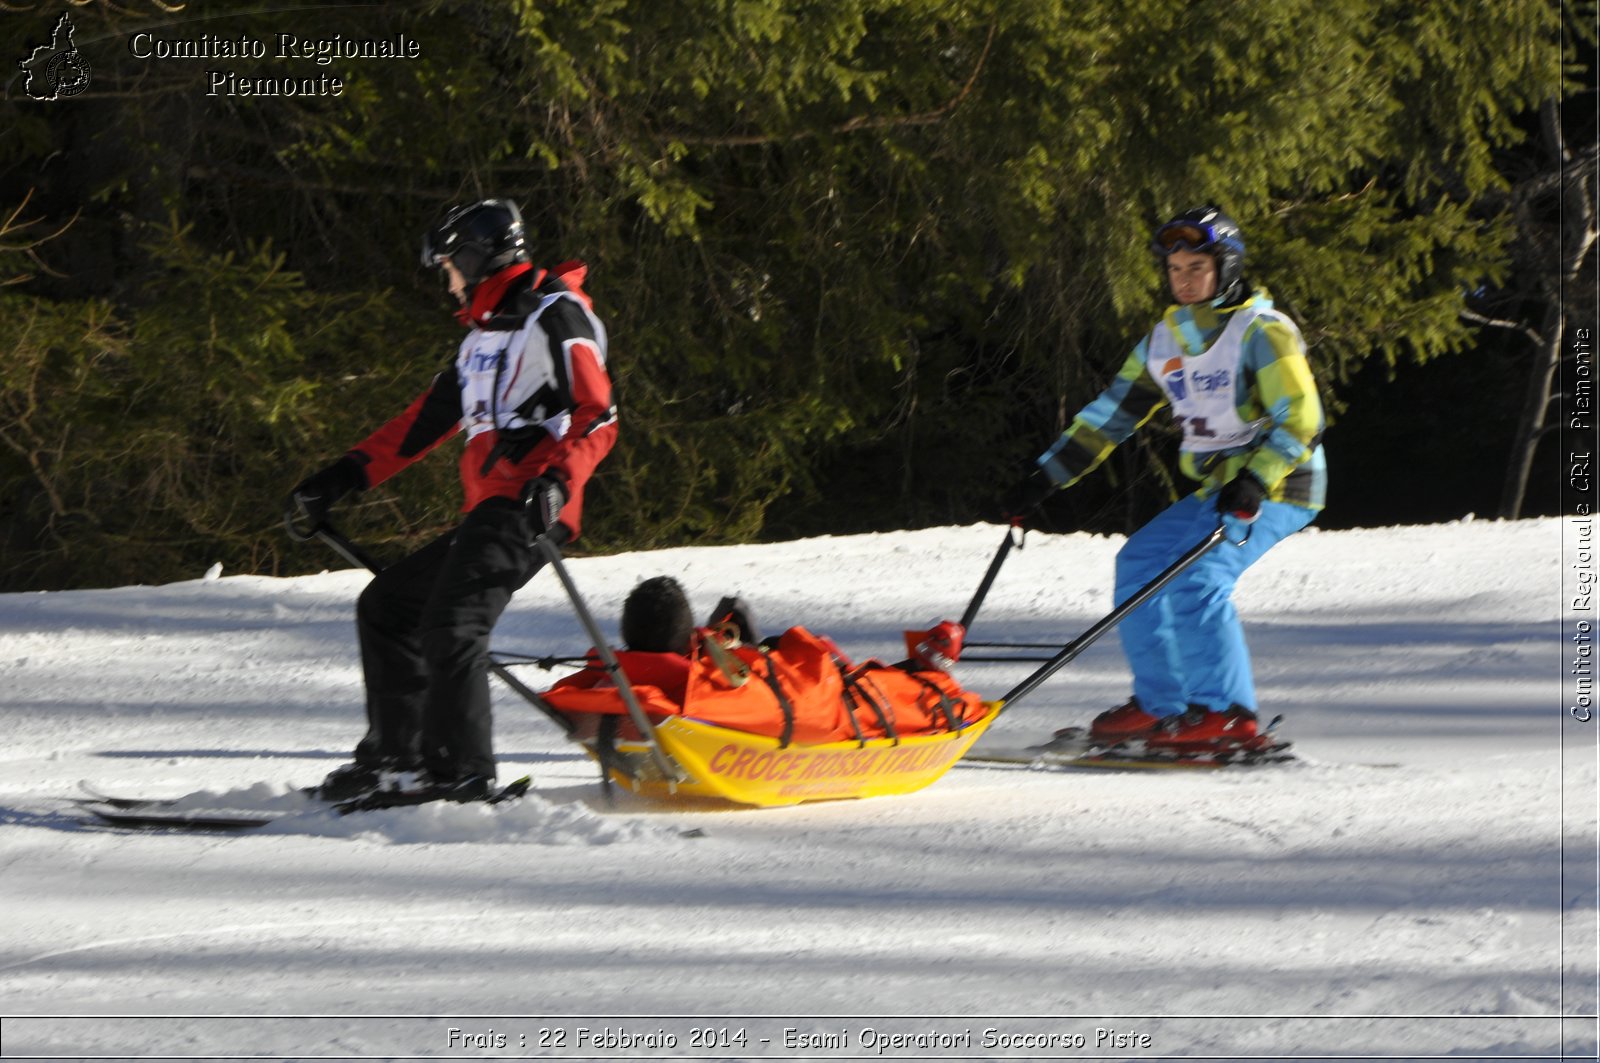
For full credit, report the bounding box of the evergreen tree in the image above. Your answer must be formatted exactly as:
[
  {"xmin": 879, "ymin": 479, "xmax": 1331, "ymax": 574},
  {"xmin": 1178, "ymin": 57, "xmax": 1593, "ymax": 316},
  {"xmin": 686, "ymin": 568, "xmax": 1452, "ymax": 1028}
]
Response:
[{"xmin": 0, "ymin": 0, "xmax": 1572, "ymax": 588}]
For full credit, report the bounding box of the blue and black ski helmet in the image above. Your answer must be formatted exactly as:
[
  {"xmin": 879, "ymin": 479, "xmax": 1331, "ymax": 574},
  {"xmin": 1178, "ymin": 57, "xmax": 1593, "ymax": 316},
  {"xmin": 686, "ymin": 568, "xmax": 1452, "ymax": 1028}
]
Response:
[{"xmin": 1151, "ymin": 205, "xmax": 1246, "ymax": 298}]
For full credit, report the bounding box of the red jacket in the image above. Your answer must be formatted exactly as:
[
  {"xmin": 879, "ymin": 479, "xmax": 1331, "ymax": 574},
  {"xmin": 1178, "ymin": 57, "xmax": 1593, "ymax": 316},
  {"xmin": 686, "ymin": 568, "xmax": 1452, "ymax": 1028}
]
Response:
[{"xmin": 346, "ymin": 262, "xmax": 617, "ymax": 539}]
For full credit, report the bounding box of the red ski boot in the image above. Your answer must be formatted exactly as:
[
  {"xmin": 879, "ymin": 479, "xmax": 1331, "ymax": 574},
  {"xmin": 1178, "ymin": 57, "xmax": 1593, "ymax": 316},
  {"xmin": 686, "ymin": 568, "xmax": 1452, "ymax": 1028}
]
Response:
[
  {"xmin": 1029, "ymin": 699, "xmax": 1161, "ymax": 756},
  {"xmin": 1088, "ymin": 699, "xmax": 1163, "ymax": 744},
  {"xmin": 1144, "ymin": 705, "xmax": 1264, "ymax": 758}
]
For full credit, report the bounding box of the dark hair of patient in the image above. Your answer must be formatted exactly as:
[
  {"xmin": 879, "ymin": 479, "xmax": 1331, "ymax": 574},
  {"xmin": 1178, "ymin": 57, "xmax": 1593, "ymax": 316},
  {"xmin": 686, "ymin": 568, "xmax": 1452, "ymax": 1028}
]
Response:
[{"xmin": 621, "ymin": 576, "xmax": 694, "ymax": 655}]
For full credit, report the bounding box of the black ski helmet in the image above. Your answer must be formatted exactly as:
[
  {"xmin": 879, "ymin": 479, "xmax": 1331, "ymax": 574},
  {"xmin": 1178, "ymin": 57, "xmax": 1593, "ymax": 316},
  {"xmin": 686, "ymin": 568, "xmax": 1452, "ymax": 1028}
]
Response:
[
  {"xmin": 420, "ymin": 198, "xmax": 531, "ymax": 291},
  {"xmin": 1150, "ymin": 205, "xmax": 1246, "ymax": 299}
]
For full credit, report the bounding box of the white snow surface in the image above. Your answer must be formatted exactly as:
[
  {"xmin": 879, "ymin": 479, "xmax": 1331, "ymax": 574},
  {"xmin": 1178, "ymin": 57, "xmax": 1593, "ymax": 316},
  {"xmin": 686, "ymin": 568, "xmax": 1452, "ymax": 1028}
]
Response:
[{"xmin": 2, "ymin": 518, "xmax": 1594, "ymax": 1062}]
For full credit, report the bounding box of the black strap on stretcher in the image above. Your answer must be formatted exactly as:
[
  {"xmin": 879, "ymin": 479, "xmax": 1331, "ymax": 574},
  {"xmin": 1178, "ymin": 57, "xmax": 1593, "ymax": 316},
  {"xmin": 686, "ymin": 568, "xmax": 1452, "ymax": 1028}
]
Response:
[{"xmin": 755, "ymin": 646, "xmax": 798, "ymax": 749}]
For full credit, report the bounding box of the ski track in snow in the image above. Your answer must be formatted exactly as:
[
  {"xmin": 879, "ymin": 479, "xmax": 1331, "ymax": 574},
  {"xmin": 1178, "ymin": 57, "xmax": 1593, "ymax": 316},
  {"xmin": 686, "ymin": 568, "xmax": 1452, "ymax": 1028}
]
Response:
[{"xmin": 1, "ymin": 518, "xmax": 1594, "ymax": 1062}]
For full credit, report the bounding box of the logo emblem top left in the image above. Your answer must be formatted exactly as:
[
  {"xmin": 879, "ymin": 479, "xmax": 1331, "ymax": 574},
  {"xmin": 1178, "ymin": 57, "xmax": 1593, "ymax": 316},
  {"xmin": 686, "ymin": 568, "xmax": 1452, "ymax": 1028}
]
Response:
[{"xmin": 19, "ymin": 13, "xmax": 92, "ymax": 101}]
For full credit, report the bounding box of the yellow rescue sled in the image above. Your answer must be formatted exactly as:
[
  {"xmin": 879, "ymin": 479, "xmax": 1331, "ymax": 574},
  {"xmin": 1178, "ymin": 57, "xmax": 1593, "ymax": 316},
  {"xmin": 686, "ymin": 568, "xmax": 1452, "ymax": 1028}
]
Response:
[
  {"xmin": 596, "ymin": 705, "xmax": 999, "ymax": 806},
  {"xmin": 493, "ymin": 537, "xmax": 996, "ymax": 807}
]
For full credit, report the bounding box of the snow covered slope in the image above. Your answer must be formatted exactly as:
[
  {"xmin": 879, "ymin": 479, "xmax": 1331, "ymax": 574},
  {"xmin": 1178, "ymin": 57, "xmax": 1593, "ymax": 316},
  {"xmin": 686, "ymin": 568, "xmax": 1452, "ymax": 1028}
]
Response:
[{"xmin": 1, "ymin": 519, "xmax": 1593, "ymax": 1061}]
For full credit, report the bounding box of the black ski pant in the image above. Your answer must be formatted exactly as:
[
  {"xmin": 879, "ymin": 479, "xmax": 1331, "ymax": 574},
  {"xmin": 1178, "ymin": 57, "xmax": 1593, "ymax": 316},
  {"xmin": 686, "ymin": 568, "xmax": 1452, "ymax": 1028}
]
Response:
[{"xmin": 351, "ymin": 497, "xmax": 566, "ymax": 780}]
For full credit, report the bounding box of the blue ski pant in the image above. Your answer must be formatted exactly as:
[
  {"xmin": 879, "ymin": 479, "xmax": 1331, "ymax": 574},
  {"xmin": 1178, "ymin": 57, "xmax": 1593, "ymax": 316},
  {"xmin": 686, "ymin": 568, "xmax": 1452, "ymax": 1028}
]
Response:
[{"xmin": 1114, "ymin": 492, "xmax": 1316, "ymax": 717}]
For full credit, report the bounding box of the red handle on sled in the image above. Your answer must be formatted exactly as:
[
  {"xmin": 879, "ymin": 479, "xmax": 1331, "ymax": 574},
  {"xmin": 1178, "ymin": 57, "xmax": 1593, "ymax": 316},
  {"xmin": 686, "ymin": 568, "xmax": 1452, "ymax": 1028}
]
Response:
[{"xmin": 993, "ymin": 524, "xmax": 1227, "ymax": 716}]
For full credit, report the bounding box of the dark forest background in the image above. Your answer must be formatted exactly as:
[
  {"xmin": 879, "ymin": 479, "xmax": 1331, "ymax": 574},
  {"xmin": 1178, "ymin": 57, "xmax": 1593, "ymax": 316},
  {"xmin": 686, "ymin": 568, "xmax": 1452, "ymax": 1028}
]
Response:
[{"xmin": 2, "ymin": 0, "xmax": 1593, "ymax": 590}]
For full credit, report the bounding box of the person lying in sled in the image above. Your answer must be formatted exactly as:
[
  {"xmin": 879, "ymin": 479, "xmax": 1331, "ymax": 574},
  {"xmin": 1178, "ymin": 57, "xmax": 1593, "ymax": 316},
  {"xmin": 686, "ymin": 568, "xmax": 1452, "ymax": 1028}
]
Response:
[{"xmin": 541, "ymin": 576, "xmax": 982, "ymax": 746}]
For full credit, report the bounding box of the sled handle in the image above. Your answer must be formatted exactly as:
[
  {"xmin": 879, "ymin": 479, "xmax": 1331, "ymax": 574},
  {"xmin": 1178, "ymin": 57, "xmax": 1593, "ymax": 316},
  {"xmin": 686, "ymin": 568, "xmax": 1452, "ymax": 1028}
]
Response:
[
  {"xmin": 283, "ymin": 498, "xmax": 386, "ymax": 574},
  {"xmin": 959, "ymin": 522, "xmax": 1024, "ymax": 633},
  {"xmin": 532, "ymin": 534, "xmax": 685, "ymax": 785},
  {"xmin": 993, "ymin": 524, "xmax": 1227, "ymax": 716}
]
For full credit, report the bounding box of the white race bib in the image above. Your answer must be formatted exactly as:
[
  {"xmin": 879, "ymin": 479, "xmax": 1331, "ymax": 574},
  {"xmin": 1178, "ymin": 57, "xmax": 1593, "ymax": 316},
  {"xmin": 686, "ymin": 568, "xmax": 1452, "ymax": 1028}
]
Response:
[
  {"xmin": 455, "ymin": 321, "xmax": 560, "ymax": 442},
  {"xmin": 1147, "ymin": 307, "xmax": 1275, "ymax": 454}
]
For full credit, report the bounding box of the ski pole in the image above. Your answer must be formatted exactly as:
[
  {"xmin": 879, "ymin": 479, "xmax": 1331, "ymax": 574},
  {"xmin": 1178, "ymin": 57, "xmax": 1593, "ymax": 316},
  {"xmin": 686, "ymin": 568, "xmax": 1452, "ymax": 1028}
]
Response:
[
  {"xmin": 992, "ymin": 524, "xmax": 1227, "ymax": 715},
  {"xmin": 283, "ymin": 498, "xmax": 385, "ymax": 574},
  {"xmin": 532, "ymin": 534, "xmax": 684, "ymax": 784},
  {"xmin": 958, "ymin": 521, "xmax": 1024, "ymax": 633}
]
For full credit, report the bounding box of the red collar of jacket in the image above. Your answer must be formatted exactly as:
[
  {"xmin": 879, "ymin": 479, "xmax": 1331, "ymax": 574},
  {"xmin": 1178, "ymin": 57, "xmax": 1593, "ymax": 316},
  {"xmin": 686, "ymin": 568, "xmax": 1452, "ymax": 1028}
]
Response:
[
  {"xmin": 456, "ymin": 263, "xmax": 536, "ymax": 328},
  {"xmin": 454, "ymin": 260, "xmax": 594, "ymax": 327}
]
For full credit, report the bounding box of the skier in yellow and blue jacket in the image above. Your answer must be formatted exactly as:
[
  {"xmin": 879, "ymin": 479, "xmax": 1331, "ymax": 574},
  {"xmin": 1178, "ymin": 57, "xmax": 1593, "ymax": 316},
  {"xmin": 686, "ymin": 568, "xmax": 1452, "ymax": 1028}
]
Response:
[{"xmin": 1005, "ymin": 205, "xmax": 1325, "ymax": 753}]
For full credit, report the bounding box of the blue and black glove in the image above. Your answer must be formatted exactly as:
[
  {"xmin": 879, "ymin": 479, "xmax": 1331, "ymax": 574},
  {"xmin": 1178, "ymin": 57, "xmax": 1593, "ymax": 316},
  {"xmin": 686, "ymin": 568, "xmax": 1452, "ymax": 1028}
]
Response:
[{"xmin": 1002, "ymin": 468, "xmax": 1056, "ymax": 521}]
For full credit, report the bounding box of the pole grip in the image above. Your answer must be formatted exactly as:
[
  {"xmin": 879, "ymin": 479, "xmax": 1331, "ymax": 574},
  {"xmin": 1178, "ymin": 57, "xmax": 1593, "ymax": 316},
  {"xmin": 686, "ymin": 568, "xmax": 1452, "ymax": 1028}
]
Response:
[{"xmin": 283, "ymin": 498, "xmax": 384, "ymax": 574}]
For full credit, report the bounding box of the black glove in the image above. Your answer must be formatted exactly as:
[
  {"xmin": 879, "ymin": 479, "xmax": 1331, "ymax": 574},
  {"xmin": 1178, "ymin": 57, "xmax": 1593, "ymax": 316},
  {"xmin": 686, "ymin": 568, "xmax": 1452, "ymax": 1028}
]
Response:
[
  {"xmin": 1216, "ymin": 471, "xmax": 1266, "ymax": 522},
  {"xmin": 1002, "ymin": 467, "xmax": 1056, "ymax": 520},
  {"xmin": 523, "ymin": 472, "xmax": 568, "ymax": 535},
  {"xmin": 290, "ymin": 455, "xmax": 366, "ymax": 527}
]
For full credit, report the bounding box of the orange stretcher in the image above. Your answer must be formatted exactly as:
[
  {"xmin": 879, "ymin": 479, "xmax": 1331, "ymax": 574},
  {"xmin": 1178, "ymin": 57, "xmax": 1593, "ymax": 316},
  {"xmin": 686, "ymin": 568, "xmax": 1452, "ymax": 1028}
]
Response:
[{"xmin": 533, "ymin": 625, "xmax": 998, "ymax": 806}]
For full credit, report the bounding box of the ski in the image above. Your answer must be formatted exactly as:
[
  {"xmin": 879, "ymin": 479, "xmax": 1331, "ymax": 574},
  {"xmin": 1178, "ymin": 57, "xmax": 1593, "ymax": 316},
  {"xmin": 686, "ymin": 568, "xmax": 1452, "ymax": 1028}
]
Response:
[
  {"xmin": 331, "ymin": 775, "xmax": 533, "ymax": 814},
  {"xmin": 966, "ymin": 717, "xmax": 1295, "ymax": 771},
  {"xmin": 81, "ymin": 806, "xmax": 286, "ymax": 830},
  {"xmin": 74, "ymin": 781, "xmax": 318, "ymax": 811},
  {"xmin": 77, "ymin": 776, "xmax": 534, "ymax": 831},
  {"xmin": 74, "ymin": 782, "xmax": 178, "ymax": 810},
  {"xmin": 1044, "ymin": 742, "xmax": 1293, "ymax": 771}
]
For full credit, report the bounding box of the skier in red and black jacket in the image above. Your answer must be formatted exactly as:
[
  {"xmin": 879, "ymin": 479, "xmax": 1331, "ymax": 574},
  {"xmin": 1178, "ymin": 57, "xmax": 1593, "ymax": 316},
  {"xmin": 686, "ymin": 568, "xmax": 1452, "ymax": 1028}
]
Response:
[{"xmin": 290, "ymin": 198, "xmax": 617, "ymax": 803}]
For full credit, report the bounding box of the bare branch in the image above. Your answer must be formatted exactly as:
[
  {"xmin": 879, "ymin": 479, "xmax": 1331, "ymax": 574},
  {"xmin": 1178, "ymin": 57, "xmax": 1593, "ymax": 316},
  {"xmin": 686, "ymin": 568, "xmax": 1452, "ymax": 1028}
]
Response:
[
  {"xmin": 1513, "ymin": 142, "xmax": 1600, "ymax": 201},
  {"xmin": 1460, "ymin": 307, "xmax": 1542, "ymax": 345},
  {"xmin": 1, "ymin": 188, "xmax": 79, "ymax": 251}
]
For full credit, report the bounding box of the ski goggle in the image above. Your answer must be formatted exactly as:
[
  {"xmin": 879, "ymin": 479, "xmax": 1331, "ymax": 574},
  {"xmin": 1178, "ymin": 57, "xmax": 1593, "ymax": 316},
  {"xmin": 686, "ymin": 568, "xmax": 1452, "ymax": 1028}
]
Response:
[
  {"xmin": 420, "ymin": 226, "xmax": 456, "ymax": 268},
  {"xmin": 1150, "ymin": 220, "xmax": 1217, "ymax": 255}
]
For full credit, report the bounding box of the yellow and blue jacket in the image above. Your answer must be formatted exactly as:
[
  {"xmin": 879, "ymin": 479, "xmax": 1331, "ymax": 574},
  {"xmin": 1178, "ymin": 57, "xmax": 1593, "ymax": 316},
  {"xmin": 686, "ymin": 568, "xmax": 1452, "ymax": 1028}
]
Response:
[{"xmin": 1036, "ymin": 290, "xmax": 1326, "ymax": 509}]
